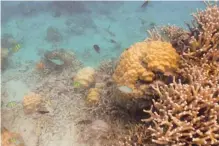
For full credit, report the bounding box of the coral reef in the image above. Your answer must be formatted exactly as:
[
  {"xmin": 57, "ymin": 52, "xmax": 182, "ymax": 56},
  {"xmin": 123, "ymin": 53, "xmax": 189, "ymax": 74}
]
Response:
[
  {"xmin": 23, "ymin": 92, "xmax": 42, "ymax": 114},
  {"xmin": 113, "ymin": 40, "xmax": 179, "ymax": 98},
  {"xmin": 73, "ymin": 67, "xmax": 95, "ymax": 88},
  {"xmin": 129, "ymin": 3, "xmax": 219, "ymax": 146}
]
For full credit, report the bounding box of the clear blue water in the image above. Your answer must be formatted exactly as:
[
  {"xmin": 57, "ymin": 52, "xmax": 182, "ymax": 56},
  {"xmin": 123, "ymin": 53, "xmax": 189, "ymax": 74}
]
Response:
[{"xmin": 1, "ymin": 1, "xmax": 205, "ymax": 67}]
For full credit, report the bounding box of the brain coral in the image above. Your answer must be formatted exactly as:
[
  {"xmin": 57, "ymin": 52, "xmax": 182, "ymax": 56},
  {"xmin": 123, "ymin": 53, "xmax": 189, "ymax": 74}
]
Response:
[{"xmin": 113, "ymin": 40, "xmax": 179, "ymax": 98}]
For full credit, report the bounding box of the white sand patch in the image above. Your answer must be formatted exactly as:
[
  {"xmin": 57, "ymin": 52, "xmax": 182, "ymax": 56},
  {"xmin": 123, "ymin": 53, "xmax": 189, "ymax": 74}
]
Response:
[
  {"xmin": 5, "ymin": 80, "xmax": 30, "ymax": 102},
  {"xmin": 45, "ymin": 123, "xmax": 87, "ymax": 146}
]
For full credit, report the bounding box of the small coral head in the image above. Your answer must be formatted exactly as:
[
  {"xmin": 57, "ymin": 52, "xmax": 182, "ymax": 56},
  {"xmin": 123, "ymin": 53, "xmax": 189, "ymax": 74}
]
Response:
[{"xmin": 36, "ymin": 61, "xmax": 45, "ymax": 70}]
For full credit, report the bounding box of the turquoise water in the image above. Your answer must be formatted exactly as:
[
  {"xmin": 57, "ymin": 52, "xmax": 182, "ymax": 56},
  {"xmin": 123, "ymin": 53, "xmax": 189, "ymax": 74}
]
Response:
[{"xmin": 1, "ymin": 1, "xmax": 205, "ymax": 67}]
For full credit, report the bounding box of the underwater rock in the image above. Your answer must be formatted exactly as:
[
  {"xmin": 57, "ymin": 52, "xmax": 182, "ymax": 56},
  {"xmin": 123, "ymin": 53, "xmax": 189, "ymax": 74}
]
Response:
[
  {"xmin": 73, "ymin": 67, "xmax": 95, "ymax": 88},
  {"xmin": 41, "ymin": 49, "xmax": 83, "ymax": 74}
]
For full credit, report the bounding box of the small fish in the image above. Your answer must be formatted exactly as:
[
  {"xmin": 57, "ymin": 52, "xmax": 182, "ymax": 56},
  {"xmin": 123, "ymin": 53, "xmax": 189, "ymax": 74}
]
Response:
[
  {"xmin": 73, "ymin": 81, "xmax": 81, "ymax": 88},
  {"xmin": 12, "ymin": 43, "xmax": 21, "ymax": 53},
  {"xmin": 118, "ymin": 86, "xmax": 133, "ymax": 94},
  {"xmin": 6, "ymin": 101, "xmax": 17, "ymax": 108},
  {"xmin": 93, "ymin": 44, "xmax": 100, "ymax": 53},
  {"xmin": 141, "ymin": 0, "xmax": 149, "ymax": 8},
  {"xmin": 110, "ymin": 39, "xmax": 117, "ymax": 44},
  {"xmin": 76, "ymin": 119, "xmax": 92, "ymax": 125},
  {"xmin": 37, "ymin": 110, "xmax": 49, "ymax": 114}
]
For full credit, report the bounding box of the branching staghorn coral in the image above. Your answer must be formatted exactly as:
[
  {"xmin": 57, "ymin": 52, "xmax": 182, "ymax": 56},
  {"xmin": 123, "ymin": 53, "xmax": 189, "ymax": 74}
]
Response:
[
  {"xmin": 147, "ymin": 3, "xmax": 219, "ymax": 59},
  {"xmin": 142, "ymin": 62, "xmax": 219, "ymax": 146},
  {"xmin": 147, "ymin": 25, "xmax": 190, "ymax": 54},
  {"xmin": 186, "ymin": 2, "xmax": 219, "ymax": 57}
]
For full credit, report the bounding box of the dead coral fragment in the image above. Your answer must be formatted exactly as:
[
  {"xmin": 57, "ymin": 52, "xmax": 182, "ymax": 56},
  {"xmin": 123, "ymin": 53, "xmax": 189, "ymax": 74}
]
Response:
[{"xmin": 113, "ymin": 40, "xmax": 179, "ymax": 98}]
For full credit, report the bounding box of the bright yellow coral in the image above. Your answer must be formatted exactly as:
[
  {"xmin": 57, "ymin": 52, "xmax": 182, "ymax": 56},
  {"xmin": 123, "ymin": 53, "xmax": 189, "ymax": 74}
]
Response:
[
  {"xmin": 74, "ymin": 67, "xmax": 95, "ymax": 88},
  {"xmin": 86, "ymin": 88, "xmax": 101, "ymax": 105},
  {"xmin": 113, "ymin": 40, "xmax": 179, "ymax": 98}
]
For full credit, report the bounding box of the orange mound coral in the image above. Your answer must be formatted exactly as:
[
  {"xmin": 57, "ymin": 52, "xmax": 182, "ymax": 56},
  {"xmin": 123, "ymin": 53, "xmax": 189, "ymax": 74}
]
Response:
[
  {"xmin": 113, "ymin": 40, "xmax": 180, "ymax": 98},
  {"xmin": 23, "ymin": 92, "xmax": 42, "ymax": 114},
  {"xmin": 2, "ymin": 127, "xmax": 25, "ymax": 146}
]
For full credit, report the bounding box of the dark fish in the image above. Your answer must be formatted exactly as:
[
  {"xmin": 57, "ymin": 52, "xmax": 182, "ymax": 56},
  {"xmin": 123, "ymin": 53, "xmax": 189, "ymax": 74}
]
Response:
[
  {"xmin": 141, "ymin": 0, "xmax": 149, "ymax": 8},
  {"xmin": 110, "ymin": 39, "xmax": 117, "ymax": 44},
  {"xmin": 37, "ymin": 110, "xmax": 49, "ymax": 114},
  {"xmin": 76, "ymin": 119, "xmax": 92, "ymax": 125},
  {"xmin": 93, "ymin": 44, "xmax": 100, "ymax": 53}
]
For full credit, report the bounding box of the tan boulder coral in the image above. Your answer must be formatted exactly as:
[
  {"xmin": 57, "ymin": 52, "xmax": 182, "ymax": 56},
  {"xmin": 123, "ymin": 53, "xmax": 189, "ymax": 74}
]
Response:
[
  {"xmin": 113, "ymin": 40, "xmax": 179, "ymax": 98},
  {"xmin": 23, "ymin": 92, "xmax": 42, "ymax": 114},
  {"xmin": 73, "ymin": 67, "xmax": 95, "ymax": 88},
  {"xmin": 2, "ymin": 127, "xmax": 25, "ymax": 146}
]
